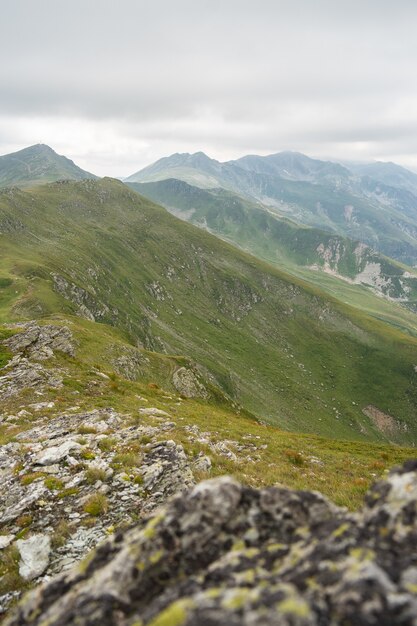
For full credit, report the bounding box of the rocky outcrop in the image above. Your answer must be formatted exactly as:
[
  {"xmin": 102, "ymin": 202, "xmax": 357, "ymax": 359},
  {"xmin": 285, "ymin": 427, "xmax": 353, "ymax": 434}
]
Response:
[
  {"xmin": 0, "ymin": 406, "xmax": 195, "ymax": 615},
  {"xmin": 172, "ymin": 366, "xmax": 209, "ymax": 399},
  {"xmin": 3, "ymin": 323, "xmax": 75, "ymax": 359},
  {"xmin": 0, "ymin": 323, "xmax": 74, "ymax": 399},
  {"xmin": 6, "ymin": 461, "xmax": 417, "ymax": 626}
]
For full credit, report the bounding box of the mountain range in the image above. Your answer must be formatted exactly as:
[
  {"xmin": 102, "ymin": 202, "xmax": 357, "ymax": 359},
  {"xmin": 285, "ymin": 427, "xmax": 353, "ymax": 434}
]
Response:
[
  {"xmin": 0, "ymin": 174, "xmax": 417, "ymax": 444},
  {"xmin": 127, "ymin": 150, "xmax": 417, "ymax": 267}
]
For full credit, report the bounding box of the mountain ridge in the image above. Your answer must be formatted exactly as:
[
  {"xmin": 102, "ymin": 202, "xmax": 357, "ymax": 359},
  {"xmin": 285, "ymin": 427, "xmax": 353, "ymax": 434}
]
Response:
[
  {"xmin": 0, "ymin": 144, "xmax": 97, "ymax": 188},
  {"xmin": 0, "ymin": 177, "xmax": 417, "ymax": 444},
  {"xmin": 125, "ymin": 149, "xmax": 417, "ymax": 266}
]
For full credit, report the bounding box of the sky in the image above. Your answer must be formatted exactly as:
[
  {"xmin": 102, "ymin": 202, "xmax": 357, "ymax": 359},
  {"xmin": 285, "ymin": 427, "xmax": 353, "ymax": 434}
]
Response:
[{"xmin": 1, "ymin": 0, "xmax": 417, "ymax": 177}]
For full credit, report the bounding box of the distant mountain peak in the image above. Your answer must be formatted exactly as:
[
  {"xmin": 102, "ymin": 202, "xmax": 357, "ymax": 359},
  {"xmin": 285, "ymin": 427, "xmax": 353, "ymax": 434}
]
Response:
[{"xmin": 0, "ymin": 144, "xmax": 97, "ymax": 188}]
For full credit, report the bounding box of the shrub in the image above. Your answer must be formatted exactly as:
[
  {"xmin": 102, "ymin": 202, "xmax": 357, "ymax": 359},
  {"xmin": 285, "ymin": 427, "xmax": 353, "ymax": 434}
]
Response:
[
  {"xmin": 85, "ymin": 467, "xmax": 107, "ymax": 484},
  {"xmin": 283, "ymin": 449, "xmax": 305, "ymax": 466},
  {"xmin": 83, "ymin": 494, "xmax": 109, "ymax": 517}
]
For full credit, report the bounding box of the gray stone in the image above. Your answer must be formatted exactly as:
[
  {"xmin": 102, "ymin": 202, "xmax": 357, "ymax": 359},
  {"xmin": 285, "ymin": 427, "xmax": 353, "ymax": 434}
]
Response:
[
  {"xmin": 138, "ymin": 407, "xmax": 171, "ymax": 417},
  {"xmin": 0, "ymin": 535, "xmax": 14, "ymax": 550},
  {"xmin": 16, "ymin": 534, "xmax": 51, "ymax": 581},
  {"xmin": 172, "ymin": 367, "xmax": 209, "ymax": 399},
  {"xmin": 34, "ymin": 440, "xmax": 82, "ymax": 465}
]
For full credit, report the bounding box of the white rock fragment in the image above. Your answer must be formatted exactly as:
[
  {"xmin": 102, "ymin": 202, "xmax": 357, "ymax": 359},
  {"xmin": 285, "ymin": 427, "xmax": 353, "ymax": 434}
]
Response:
[
  {"xmin": 16, "ymin": 534, "xmax": 51, "ymax": 580},
  {"xmin": 138, "ymin": 408, "xmax": 171, "ymax": 418},
  {"xmin": 0, "ymin": 535, "xmax": 14, "ymax": 549},
  {"xmin": 35, "ymin": 440, "xmax": 82, "ymax": 465}
]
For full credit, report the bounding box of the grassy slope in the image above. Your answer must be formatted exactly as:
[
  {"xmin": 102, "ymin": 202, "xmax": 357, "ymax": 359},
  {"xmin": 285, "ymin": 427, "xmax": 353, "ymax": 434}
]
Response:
[
  {"xmin": 1, "ymin": 314, "xmax": 416, "ymax": 511},
  {"xmin": 0, "ymin": 179, "xmax": 416, "ymax": 444},
  {"xmin": 128, "ymin": 158, "xmax": 417, "ymax": 265},
  {"xmin": 130, "ymin": 180, "xmax": 417, "ymax": 334}
]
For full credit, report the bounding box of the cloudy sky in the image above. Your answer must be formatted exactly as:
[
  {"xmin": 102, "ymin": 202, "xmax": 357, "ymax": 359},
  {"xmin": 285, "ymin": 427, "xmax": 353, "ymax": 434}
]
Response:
[{"xmin": 1, "ymin": 0, "xmax": 417, "ymax": 176}]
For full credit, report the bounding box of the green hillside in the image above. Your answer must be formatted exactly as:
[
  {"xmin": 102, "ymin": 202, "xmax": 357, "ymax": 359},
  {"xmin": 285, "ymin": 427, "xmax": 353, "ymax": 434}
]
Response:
[
  {"xmin": 129, "ymin": 179, "xmax": 417, "ymax": 325},
  {"xmin": 0, "ymin": 144, "xmax": 97, "ymax": 188},
  {"xmin": 0, "ymin": 178, "xmax": 416, "ymax": 444},
  {"xmin": 126, "ymin": 151, "xmax": 417, "ymax": 266}
]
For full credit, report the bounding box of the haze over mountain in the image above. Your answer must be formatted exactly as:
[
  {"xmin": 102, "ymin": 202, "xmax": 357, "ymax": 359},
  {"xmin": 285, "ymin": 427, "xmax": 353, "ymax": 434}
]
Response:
[{"xmin": 0, "ymin": 144, "xmax": 97, "ymax": 188}]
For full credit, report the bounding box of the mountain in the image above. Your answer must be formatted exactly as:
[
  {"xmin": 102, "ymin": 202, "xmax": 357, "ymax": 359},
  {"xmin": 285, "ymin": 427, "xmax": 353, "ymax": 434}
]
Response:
[
  {"xmin": 0, "ymin": 178, "xmax": 417, "ymax": 445},
  {"xmin": 0, "ymin": 320, "xmax": 414, "ymax": 617},
  {"xmin": 126, "ymin": 151, "xmax": 417, "ymax": 266},
  {"xmin": 232, "ymin": 150, "xmax": 351, "ymax": 183},
  {"xmin": 0, "ymin": 144, "xmax": 97, "ymax": 188},
  {"xmin": 129, "ymin": 178, "xmax": 417, "ymax": 318},
  {"xmin": 1, "ymin": 176, "xmax": 417, "ymax": 618},
  {"xmin": 348, "ymin": 161, "xmax": 417, "ymax": 197}
]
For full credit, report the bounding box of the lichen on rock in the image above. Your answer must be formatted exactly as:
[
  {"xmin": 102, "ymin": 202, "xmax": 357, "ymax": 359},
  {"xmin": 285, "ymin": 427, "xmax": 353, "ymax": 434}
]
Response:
[{"xmin": 6, "ymin": 461, "xmax": 417, "ymax": 625}]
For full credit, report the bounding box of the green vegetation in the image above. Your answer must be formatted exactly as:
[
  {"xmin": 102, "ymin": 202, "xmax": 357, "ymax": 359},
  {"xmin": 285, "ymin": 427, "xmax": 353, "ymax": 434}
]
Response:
[
  {"xmin": 0, "ymin": 144, "xmax": 96, "ymax": 189},
  {"xmin": 85, "ymin": 467, "xmax": 107, "ymax": 484},
  {"xmin": 0, "ymin": 178, "xmax": 416, "ymax": 444},
  {"xmin": 131, "ymin": 179, "xmax": 417, "ymax": 331},
  {"xmin": 83, "ymin": 493, "xmax": 109, "ymax": 516},
  {"xmin": 0, "ymin": 314, "xmax": 415, "ymax": 509}
]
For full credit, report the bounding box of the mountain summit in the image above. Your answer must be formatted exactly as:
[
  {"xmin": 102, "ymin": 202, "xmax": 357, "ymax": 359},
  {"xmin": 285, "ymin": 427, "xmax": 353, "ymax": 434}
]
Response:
[{"xmin": 0, "ymin": 144, "xmax": 97, "ymax": 188}]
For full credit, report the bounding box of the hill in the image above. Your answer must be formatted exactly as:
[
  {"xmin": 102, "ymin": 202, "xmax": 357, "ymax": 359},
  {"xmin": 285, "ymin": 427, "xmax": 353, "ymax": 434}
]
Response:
[
  {"xmin": 0, "ymin": 144, "xmax": 97, "ymax": 188},
  {"xmin": 0, "ymin": 316, "xmax": 415, "ymax": 617},
  {"xmin": 126, "ymin": 151, "xmax": 417, "ymax": 266},
  {"xmin": 129, "ymin": 178, "xmax": 417, "ymax": 322},
  {"xmin": 0, "ymin": 178, "xmax": 417, "ymax": 444}
]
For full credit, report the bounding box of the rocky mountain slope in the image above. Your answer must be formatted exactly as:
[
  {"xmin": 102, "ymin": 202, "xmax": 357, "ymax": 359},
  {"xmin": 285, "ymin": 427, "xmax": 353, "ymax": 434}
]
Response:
[
  {"xmin": 0, "ymin": 145, "xmax": 97, "ymax": 188},
  {"xmin": 130, "ymin": 178, "xmax": 417, "ymax": 313},
  {"xmin": 5, "ymin": 456, "xmax": 417, "ymax": 626},
  {"xmin": 0, "ymin": 317, "xmax": 416, "ymax": 621},
  {"xmin": 126, "ymin": 151, "xmax": 417, "ymax": 266},
  {"xmin": 1, "ymin": 179, "xmax": 417, "ymax": 441}
]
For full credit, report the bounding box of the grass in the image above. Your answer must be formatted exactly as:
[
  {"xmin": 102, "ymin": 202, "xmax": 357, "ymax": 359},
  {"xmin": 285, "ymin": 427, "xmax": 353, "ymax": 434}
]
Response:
[
  {"xmin": 85, "ymin": 467, "xmax": 107, "ymax": 484},
  {"xmin": 0, "ymin": 179, "xmax": 416, "ymax": 447},
  {"xmin": 0, "ymin": 178, "xmax": 416, "ymax": 510},
  {"xmin": 83, "ymin": 493, "xmax": 109, "ymax": 516}
]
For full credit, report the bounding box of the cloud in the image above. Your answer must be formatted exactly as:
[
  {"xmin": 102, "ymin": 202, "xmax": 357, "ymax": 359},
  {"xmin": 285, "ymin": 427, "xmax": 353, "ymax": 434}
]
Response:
[{"xmin": 1, "ymin": 0, "xmax": 417, "ymax": 175}]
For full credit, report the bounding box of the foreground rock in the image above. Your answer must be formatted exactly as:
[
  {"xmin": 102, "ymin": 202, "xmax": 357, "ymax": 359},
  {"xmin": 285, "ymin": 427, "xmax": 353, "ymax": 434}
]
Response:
[{"xmin": 6, "ymin": 461, "xmax": 417, "ymax": 626}]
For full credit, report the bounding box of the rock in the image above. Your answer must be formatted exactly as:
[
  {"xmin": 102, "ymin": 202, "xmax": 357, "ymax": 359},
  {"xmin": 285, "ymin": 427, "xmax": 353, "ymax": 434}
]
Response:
[
  {"xmin": 172, "ymin": 367, "xmax": 209, "ymax": 399},
  {"xmin": 0, "ymin": 535, "xmax": 14, "ymax": 549},
  {"xmin": 15, "ymin": 534, "xmax": 51, "ymax": 581},
  {"xmin": 4, "ymin": 323, "xmax": 75, "ymax": 359},
  {"xmin": 34, "ymin": 440, "xmax": 82, "ymax": 465},
  {"xmin": 140, "ymin": 440, "xmax": 195, "ymax": 509},
  {"xmin": 193, "ymin": 454, "xmax": 212, "ymax": 472},
  {"xmin": 28, "ymin": 401, "xmax": 55, "ymax": 411},
  {"xmin": 7, "ymin": 462, "xmax": 417, "ymax": 626},
  {"xmin": 212, "ymin": 441, "xmax": 238, "ymax": 461},
  {"xmin": 138, "ymin": 407, "xmax": 171, "ymax": 418},
  {"xmin": 0, "ymin": 359, "xmax": 62, "ymax": 400},
  {"xmin": 0, "ymin": 482, "xmax": 47, "ymax": 524}
]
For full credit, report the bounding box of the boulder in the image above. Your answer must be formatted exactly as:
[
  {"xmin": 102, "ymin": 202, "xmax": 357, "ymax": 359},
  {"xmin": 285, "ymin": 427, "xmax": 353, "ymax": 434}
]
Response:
[{"xmin": 16, "ymin": 534, "xmax": 51, "ymax": 581}]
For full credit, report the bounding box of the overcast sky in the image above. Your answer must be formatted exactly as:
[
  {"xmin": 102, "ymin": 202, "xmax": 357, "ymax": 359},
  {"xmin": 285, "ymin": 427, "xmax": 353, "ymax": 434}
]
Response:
[{"xmin": 1, "ymin": 0, "xmax": 417, "ymax": 176}]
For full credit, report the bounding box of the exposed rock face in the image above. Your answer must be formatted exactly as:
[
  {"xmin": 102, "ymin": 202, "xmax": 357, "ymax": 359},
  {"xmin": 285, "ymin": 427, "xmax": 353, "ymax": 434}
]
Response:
[
  {"xmin": 4, "ymin": 323, "xmax": 75, "ymax": 359},
  {"xmin": 16, "ymin": 534, "xmax": 51, "ymax": 581},
  {"xmin": 0, "ymin": 406, "xmax": 195, "ymax": 615},
  {"xmin": 6, "ymin": 461, "xmax": 417, "ymax": 626},
  {"xmin": 172, "ymin": 366, "xmax": 209, "ymax": 399},
  {"xmin": 0, "ymin": 323, "xmax": 74, "ymax": 399}
]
